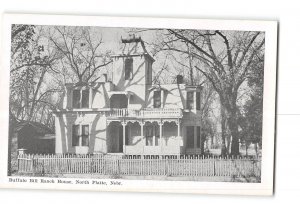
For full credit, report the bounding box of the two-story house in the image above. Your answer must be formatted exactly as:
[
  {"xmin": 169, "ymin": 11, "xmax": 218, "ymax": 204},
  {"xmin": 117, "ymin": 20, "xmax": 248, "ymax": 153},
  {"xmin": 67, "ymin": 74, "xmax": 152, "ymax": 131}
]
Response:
[{"xmin": 53, "ymin": 36, "xmax": 204, "ymax": 156}]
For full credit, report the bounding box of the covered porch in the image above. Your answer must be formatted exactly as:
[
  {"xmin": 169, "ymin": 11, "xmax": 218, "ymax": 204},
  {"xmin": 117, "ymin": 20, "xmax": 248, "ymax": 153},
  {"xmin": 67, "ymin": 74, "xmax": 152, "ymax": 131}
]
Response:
[{"xmin": 106, "ymin": 119, "xmax": 183, "ymax": 155}]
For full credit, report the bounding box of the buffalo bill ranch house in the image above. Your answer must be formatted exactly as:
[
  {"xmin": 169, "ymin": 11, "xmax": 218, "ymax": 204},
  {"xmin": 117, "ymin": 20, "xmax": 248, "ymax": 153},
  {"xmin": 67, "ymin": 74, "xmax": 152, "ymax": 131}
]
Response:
[{"xmin": 53, "ymin": 36, "xmax": 205, "ymax": 156}]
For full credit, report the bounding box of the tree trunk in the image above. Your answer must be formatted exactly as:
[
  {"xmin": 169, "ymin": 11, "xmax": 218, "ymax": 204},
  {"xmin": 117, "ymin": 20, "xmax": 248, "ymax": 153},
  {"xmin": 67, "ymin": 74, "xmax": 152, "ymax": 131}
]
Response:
[
  {"xmin": 228, "ymin": 112, "xmax": 240, "ymax": 156},
  {"xmin": 220, "ymin": 92, "xmax": 240, "ymax": 156},
  {"xmin": 220, "ymin": 104, "xmax": 227, "ymax": 156}
]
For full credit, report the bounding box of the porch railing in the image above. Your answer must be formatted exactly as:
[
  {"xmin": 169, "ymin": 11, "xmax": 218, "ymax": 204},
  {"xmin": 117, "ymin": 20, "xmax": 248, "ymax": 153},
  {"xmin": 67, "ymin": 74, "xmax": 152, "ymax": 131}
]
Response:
[{"xmin": 107, "ymin": 108, "xmax": 183, "ymax": 118}]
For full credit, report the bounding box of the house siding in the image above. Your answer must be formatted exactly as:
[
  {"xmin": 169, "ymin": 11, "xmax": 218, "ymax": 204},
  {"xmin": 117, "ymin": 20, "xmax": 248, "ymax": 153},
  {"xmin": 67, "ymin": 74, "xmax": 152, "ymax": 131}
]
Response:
[{"xmin": 55, "ymin": 113, "xmax": 108, "ymax": 154}]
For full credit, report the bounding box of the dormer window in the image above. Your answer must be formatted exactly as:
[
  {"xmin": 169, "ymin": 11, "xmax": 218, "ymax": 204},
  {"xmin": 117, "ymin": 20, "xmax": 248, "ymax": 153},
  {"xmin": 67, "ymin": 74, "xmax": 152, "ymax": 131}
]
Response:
[
  {"xmin": 153, "ymin": 90, "xmax": 161, "ymax": 108},
  {"xmin": 72, "ymin": 89, "xmax": 89, "ymax": 109},
  {"xmin": 125, "ymin": 58, "xmax": 133, "ymax": 80}
]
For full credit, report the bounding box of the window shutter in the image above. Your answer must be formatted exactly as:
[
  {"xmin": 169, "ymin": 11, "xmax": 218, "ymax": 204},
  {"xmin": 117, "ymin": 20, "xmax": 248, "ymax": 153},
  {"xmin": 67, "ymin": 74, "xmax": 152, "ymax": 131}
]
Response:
[{"xmin": 81, "ymin": 89, "xmax": 89, "ymax": 108}]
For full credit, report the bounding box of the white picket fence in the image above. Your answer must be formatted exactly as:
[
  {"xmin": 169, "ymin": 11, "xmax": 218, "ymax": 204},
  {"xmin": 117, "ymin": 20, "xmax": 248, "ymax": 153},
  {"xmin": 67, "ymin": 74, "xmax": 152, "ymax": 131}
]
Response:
[{"xmin": 17, "ymin": 154, "xmax": 261, "ymax": 178}]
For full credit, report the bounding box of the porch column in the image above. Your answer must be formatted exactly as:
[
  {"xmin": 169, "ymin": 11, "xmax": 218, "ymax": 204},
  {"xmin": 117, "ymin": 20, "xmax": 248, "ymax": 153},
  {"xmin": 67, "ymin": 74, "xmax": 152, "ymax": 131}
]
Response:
[
  {"xmin": 177, "ymin": 119, "xmax": 180, "ymax": 137},
  {"xmin": 122, "ymin": 121, "xmax": 126, "ymax": 153},
  {"xmin": 159, "ymin": 121, "xmax": 163, "ymax": 148},
  {"xmin": 139, "ymin": 121, "xmax": 145, "ymax": 149}
]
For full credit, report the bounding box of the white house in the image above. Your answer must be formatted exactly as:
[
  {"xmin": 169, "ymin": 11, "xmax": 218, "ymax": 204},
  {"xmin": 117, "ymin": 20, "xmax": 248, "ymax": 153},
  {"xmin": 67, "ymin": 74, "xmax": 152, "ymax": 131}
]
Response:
[{"xmin": 53, "ymin": 36, "xmax": 204, "ymax": 156}]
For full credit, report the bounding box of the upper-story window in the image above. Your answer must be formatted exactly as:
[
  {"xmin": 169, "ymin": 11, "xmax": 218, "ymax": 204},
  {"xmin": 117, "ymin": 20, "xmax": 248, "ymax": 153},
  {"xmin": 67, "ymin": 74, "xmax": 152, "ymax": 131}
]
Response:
[
  {"xmin": 186, "ymin": 91, "xmax": 194, "ymax": 109},
  {"xmin": 125, "ymin": 58, "xmax": 133, "ymax": 80},
  {"xmin": 196, "ymin": 92, "xmax": 200, "ymax": 110},
  {"xmin": 153, "ymin": 90, "xmax": 161, "ymax": 108},
  {"xmin": 186, "ymin": 91, "xmax": 201, "ymax": 110},
  {"xmin": 146, "ymin": 60, "xmax": 152, "ymax": 84},
  {"xmin": 72, "ymin": 89, "xmax": 89, "ymax": 109}
]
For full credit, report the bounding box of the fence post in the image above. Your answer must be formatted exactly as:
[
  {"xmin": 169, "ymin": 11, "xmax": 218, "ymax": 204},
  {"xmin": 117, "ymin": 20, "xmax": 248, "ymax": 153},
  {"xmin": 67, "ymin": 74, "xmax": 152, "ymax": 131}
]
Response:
[
  {"xmin": 165, "ymin": 159, "xmax": 168, "ymax": 176},
  {"xmin": 32, "ymin": 155, "xmax": 35, "ymax": 176}
]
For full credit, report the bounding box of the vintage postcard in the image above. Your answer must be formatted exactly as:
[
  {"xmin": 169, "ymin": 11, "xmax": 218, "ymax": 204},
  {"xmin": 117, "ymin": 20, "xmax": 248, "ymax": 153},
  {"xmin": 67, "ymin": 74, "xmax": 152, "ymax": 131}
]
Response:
[{"xmin": 0, "ymin": 14, "xmax": 277, "ymax": 195}]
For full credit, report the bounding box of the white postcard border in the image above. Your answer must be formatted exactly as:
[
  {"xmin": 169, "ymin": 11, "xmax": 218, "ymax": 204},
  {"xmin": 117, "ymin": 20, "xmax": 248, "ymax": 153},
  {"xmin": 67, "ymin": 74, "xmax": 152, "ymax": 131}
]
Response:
[{"xmin": 0, "ymin": 14, "xmax": 277, "ymax": 196}]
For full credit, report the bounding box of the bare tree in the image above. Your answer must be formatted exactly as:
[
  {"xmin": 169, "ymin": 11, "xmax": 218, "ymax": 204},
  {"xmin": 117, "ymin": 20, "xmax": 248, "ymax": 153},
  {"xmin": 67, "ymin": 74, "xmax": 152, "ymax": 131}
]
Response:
[
  {"xmin": 10, "ymin": 25, "xmax": 60, "ymax": 125},
  {"xmin": 47, "ymin": 26, "xmax": 112, "ymax": 83},
  {"xmin": 156, "ymin": 29, "xmax": 265, "ymax": 156},
  {"xmin": 9, "ymin": 25, "xmax": 60, "ymax": 174}
]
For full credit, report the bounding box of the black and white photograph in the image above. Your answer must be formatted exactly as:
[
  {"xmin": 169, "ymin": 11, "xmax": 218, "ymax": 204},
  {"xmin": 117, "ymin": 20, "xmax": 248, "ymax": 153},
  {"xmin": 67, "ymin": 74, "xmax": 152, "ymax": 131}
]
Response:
[{"xmin": 0, "ymin": 14, "xmax": 277, "ymax": 195}]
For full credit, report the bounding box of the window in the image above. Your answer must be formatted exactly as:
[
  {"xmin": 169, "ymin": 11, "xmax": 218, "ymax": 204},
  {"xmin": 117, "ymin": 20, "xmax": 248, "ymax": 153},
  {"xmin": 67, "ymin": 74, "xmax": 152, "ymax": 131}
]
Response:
[
  {"xmin": 125, "ymin": 58, "xmax": 133, "ymax": 80},
  {"xmin": 146, "ymin": 61, "xmax": 152, "ymax": 84},
  {"xmin": 153, "ymin": 90, "xmax": 161, "ymax": 108},
  {"xmin": 145, "ymin": 123, "xmax": 159, "ymax": 146},
  {"xmin": 81, "ymin": 125, "xmax": 89, "ymax": 146},
  {"xmin": 72, "ymin": 125, "xmax": 80, "ymax": 146},
  {"xmin": 72, "ymin": 90, "xmax": 80, "ymax": 109},
  {"xmin": 72, "ymin": 124, "xmax": 89, "ymax": 147},
  {"xmin": 72, "ymin": 89, "xmax": 90, "ymax": 109},
  {"xmin": 82, "ymin": 89, "xmax": 89, "ymax": 108},
  {"xmin": 196, "ymin": 92, "xmax": 200, "ymax": 110},
  {"xmin": 197, "ymin": 126, "xmax": 201, "ymax": 148},
  {"xmin": 186, "ymin": 92, "xmax": 194, "ymax": 109},
  {"xmin": 186, "ymin": 126, "xmax": 194, "ymax": 148}
]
